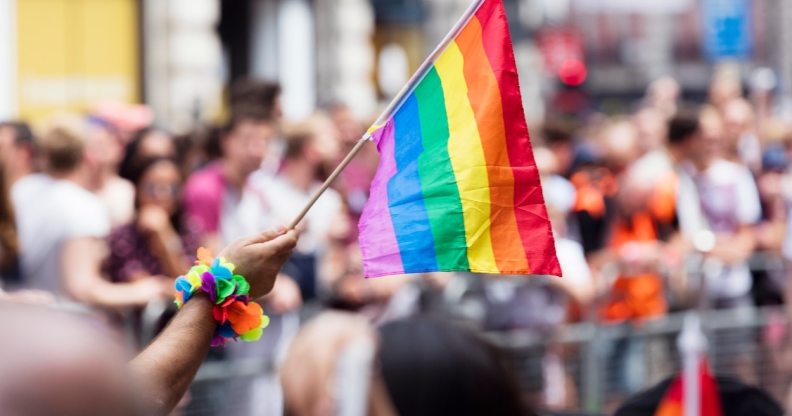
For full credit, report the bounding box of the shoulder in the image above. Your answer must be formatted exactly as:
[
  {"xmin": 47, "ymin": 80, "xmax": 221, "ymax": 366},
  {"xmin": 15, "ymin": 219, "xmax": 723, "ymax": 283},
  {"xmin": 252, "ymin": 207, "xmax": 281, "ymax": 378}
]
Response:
[
  {"xmin": 11, "ymin": 174, "xmax": 46, "ymax": 201},
  {"xmin": 184, "ymin": 164, "xmax": 225, "ymax": 199}
]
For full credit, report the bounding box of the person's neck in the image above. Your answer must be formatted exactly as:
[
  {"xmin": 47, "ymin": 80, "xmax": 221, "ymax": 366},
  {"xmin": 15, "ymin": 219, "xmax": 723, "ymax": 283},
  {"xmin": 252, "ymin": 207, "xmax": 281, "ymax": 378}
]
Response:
[
  {"xmin": 49, "ymin": 167, "xmax": 88, "ymax": 188},
  {"xmin": 282, "ymin": 160, "xmax": 314, "ymax": 192},
  {"xmin": 221, "ymin": 159, "xmax": 248, "ymax": 189},
  {"xmin": 691, "ymin": 156, "xmax": 712, "ymax": 172}
]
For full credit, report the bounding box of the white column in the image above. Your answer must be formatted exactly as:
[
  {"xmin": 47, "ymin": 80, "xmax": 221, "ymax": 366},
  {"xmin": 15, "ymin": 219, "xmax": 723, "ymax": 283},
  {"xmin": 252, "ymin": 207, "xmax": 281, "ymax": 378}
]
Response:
[
  {"xmin": 0, "ymin": 0, "xmax": 16, "ymax": 119},
  {"xmin": 250, "ymin": 0, "xmax": 279, "ymax": 80},
  {"xmin": 314, "ymin": 0, "xmax": 377, "ymax": 119},
  {"xmin": 143, "ymin": 0, "xmax": 224, "ymax": 133},
  {"xmin": 277, "ymin": 0, "xmax": 315, "ymax": 120}
]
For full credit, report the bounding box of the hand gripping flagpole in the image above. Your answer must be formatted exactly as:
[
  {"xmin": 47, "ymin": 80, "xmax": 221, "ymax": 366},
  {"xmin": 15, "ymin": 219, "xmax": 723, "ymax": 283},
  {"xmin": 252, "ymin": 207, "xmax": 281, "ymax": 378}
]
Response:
[{"xmin": 289, "ymin": 0, "xmax": 486, "ymax": 229}]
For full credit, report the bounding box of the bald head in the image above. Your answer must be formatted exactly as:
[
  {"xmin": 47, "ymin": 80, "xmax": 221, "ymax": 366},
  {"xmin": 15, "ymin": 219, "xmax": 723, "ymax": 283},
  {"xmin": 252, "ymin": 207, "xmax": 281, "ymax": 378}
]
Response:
[{"xmin": 0, "ymin": 302, "xmax": 143, "ymax": 416}]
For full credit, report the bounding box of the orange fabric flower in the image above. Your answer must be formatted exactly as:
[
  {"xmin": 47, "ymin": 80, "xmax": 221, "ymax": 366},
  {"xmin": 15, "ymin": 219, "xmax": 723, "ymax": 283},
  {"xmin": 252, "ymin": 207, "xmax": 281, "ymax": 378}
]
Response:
[{"xmin": 227, "ymin": 301, "xmax": 263, "ymax": 335}]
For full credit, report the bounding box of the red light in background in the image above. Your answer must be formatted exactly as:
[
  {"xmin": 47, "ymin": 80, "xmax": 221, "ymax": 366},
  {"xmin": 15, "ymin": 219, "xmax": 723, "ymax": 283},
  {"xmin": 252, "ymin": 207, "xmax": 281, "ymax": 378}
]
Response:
[{"xmin": 558, "ymin": 59, "xmax": 587, "ymax": 86}]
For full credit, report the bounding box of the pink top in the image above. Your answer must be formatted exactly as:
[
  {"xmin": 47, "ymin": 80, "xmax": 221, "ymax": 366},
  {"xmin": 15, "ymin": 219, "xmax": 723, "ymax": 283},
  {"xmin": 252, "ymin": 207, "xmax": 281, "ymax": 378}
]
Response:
[{"xmin": 183, "ymin": 163, "xmax": 225, "ymax": 236}]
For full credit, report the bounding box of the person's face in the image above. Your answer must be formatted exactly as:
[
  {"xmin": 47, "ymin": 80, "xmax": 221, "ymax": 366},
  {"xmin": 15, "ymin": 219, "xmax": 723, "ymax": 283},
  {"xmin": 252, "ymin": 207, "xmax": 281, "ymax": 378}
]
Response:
[
  {"xmin": 223, "ymin": 120, "xmax": 274, "ymax": 176},
  {"xmin": 86, "ymin": 124, "xmax": 124, "ymax": 169},
  {"xmin": 139, "ymin": 131, "xmax": 176, "ymax": 160},
  {"xmin": 698, "ymin": 114, "xmax": 724, "ymax": 161},
  {"xmin": 137, "ymin": 161, "xmax": 181, "ymax": 214},
  {"xmin": 0, "ymin": 126, "xmax": 14, "ymax": 167}
]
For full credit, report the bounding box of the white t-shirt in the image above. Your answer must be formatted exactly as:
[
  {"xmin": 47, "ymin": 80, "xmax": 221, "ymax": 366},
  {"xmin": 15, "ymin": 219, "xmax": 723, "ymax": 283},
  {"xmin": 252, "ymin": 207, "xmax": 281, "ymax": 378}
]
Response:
[
  {"xmin": 252, "ymin": 172, "xmax": 343, "ymax": 254},
  {"xmin": 676, "ymin": 159, "xmax": 761, "ymax": 299},
  {"xmin": 12, "ymin": 174, "xmax": 111, "ymax": 297},
  {"xmin": 219, "ymin": 182, "xmax": 276, "ymax": 247}
]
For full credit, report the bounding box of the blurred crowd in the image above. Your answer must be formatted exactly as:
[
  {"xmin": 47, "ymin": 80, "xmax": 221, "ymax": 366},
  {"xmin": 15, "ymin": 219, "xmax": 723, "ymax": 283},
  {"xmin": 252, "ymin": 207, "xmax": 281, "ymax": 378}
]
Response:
[{"xmin": 3, "ymin": 65, "xmax": 792, "ymax": 413}]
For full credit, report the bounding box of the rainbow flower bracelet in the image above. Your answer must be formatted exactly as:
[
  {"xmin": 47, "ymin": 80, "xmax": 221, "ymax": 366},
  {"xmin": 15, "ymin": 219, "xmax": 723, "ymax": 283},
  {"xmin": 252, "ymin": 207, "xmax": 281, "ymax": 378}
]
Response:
[{"xmin": 174, "ymin": 248, "xmax": 269, "ymax": 347}]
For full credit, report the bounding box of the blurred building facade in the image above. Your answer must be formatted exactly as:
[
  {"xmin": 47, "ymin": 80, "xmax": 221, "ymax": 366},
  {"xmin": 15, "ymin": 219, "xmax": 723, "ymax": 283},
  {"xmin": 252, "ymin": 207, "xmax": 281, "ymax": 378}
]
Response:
[{"xmin": 2, "ymin": 0, "xmax": 792, "ymax": 129}]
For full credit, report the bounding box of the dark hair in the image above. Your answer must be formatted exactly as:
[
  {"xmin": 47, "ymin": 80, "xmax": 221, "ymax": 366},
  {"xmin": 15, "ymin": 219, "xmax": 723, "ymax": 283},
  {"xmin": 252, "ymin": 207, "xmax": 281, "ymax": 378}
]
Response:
[
  {"xmin": 378, "ymin": 317, "xmax": 532, "ymax": 416},
  {"xmin": 668, "ymin": 107, "xmax": 701, "ymax": 145},
  {"xmin": 283, "ymin": 132, "xmax": 312, "ymax": 161},
  {"xmin": 228, "ymin": 79, "xmax": 281, "ymax": 119},
  {"xmin": 0, "ymin": 157, "xmax": 18, "ymax": 273},
  {"xmin": 0, "ymin": 121, "xmax": 34, "ymax": 146},
  {"xmin": 542, "ymin": 118, "xmax": 576, "ymax": 146},
  {"xmin": 130, "ymin": 156, "xmax": 180, "ymax": 188},
  {"xmin": 118, "ymin": 127, "xmax": 171, "ymax": 182}
]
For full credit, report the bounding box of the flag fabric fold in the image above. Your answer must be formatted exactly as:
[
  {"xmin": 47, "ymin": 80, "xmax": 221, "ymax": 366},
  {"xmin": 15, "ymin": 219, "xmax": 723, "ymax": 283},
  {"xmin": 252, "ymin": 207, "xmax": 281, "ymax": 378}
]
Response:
[{"xmin": 358, "ymin": 0, "xmax": 561, "ymax": 278}]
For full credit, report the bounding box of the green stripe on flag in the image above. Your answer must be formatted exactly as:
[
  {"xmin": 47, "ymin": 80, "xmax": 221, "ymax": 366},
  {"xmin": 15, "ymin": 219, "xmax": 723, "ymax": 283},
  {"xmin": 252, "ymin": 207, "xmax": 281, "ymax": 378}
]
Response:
[{"xmin": 414, "ymin": 67, "xmax": 470, "ymax": 271}]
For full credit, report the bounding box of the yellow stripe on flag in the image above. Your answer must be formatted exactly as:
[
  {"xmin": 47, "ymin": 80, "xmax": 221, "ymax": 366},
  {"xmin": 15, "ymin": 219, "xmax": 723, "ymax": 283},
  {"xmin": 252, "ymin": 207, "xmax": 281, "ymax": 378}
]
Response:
[{"xmin": 434, "ymin": 41, "xmax": 498, "ymax": 272}]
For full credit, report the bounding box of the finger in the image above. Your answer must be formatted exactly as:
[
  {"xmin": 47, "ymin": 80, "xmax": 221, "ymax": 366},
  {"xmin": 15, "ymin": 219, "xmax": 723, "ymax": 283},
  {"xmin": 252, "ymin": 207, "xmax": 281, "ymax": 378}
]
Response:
[
  {"xmin": 258, "ymin": 230, "xmax": 299, "ymax": 253},
  {"xmin": 245, "ymin": 227, "xmax": 288, "ymax": 245}
]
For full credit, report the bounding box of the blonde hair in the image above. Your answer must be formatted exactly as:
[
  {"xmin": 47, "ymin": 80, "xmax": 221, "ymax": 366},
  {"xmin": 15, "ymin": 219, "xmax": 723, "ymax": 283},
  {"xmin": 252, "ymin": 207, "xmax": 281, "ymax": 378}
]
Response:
[{"xmin": 36, "ymin": 114, "xmax": 88, "ymax": 173}]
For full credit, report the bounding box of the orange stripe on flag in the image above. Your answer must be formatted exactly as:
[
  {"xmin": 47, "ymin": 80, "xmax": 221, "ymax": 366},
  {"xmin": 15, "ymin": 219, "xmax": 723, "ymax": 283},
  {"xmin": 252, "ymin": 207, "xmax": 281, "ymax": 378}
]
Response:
[{"xmin": 454, "ymin": 16, "xmax": 530, "ymax": 273}]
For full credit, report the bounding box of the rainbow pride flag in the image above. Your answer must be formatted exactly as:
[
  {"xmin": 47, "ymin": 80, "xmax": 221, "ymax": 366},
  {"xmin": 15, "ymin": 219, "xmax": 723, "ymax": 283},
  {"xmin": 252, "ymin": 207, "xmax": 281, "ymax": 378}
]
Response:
[{"xmin": 359, "ymin": 0, "xmax": 560, "ymax": 277}]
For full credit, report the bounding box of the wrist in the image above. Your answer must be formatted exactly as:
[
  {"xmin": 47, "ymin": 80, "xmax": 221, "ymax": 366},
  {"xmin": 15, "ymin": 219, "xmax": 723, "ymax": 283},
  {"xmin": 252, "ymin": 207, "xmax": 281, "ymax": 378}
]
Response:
[{"xmin": 174, "ymin": 248, "xmax": 270, "ymax": 347}]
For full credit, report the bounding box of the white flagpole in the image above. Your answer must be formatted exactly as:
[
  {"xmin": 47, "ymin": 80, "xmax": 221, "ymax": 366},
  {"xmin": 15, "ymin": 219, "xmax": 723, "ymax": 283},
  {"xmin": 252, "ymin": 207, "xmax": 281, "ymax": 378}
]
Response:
[{"xmin": 289, "ymin": 0, "xmax": 486, "ymax": 228}]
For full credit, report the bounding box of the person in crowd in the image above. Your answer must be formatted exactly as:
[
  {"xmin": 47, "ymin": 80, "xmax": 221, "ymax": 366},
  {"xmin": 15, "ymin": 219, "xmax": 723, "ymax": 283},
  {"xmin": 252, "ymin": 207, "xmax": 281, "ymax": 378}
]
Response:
[
  {"xmin": 13, "ymin": 116, "xmax": 171, "ymax": 307},
  {"xmin": 0, "ymin": 121, "xmax": 36, "ymax": 186},
  {"xmin": 229, "ymin": 79, "xmax": 285, "ymax": 174},
  {"xmin": 644, "ymin": 76, "xmax": 680, "ymax": 118},
  {"xmin": 255, "ymin": 129, "xmax": 349, "ymax": 301},
  {"xmin": 751, "ymin": 145, "xmax": 789, "ymax": 306},
  {"xmin": 281, "ymin": 312, "xmax": 532, "ymax": 416},
  {"xmin": 0, "ymin": 157, "xmax": 21, "ymax": 287},
  {"xmin": 183, "ymin": 106, "xmax": 302, "ymax": 314},
  {"xmin": 183, "ymin": 109, "xmax": 278, "ymax": 251},
  {"xmin": 722, "ymin": 98, "xmax": 762, "ymax": 173},
  {"xmin": 675, "ymin": 107, "xmax": 760, "ymax": 309},
  {"xmin": 632, "ymin": 107, "xmax": 669, "ymax": 157},
  {"xmin": 118, "ymin": 127, "xmax": 177, "ymax": 182},
  {"xmin": 83, "ymin": 119, "xmax": 137, "ymax": 227},
  {"xmin": 104, "ymin": 157, "xmax": 197, "ymax": 287},
  {"xmin": 569, "ymin": 119, "xmax": 635, "ymax": 255},
  {"xmin": 328, "ymin": 104, "xmax": 378, "ymax": 221},
  {"xmin": 1, "ymin": 228, "xmax": 298, "ymax": 416}
]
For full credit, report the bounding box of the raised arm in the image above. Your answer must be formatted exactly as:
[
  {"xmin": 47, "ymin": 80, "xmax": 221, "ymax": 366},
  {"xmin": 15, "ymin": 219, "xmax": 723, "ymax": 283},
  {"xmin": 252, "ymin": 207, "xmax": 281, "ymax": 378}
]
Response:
[{"xmin": 129, "ymin": 229, "xmax": 298, "ymax": 415}]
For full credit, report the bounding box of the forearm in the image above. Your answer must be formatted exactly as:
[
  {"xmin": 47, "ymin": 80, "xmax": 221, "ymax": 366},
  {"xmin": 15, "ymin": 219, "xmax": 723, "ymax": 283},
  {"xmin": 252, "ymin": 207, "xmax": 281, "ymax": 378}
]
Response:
[
  {"xmin": 150, "ymin": 230, "xmax": 189, "ymax": 278},
  {"xmin": 130, "ymin": 294, "xmax": 214, "ymax": 415},
  {"xmin": 73, "ymin": 279, "xmax": 158, "ymax": 308}
]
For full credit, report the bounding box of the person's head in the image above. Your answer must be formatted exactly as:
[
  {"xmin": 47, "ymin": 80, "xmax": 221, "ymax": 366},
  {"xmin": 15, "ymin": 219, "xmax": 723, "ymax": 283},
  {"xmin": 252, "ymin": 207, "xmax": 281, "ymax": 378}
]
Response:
[
  {"xmin": 133, "ymin": 157, "xmax": 182, "ymax": 216},
  {"xmin": 36, "ymin": 115, "xmax": 89, "ymax": 176},
  {"xmin": 283, "ymin": 130, "xmax": 324, "ymax": 167},
  {"xmin": 667, "ymin": 107, "xmax": 703, "ymax": 160},
  {"xmin": 84, "ymin": 119, "xmax": 125, "ymax": 172},
  {"xmin": 0, "ymin": 121, "xmax": 36, "ymax": 182},
  {"xmin": 709, "ymin": 65, "xmax": 743, "ymax": 111},
  {"xmin": 633, "ymin": 107, "xmax": 668, "ymax": 153},
  {"xmin": 0, "ymin": 302, "xmax": 142, "ymax": 416},
  {"xmin": 119, "ymin": 127, "xmax": 176, "ymax": 182},
  {"xmin": 221, "ymin": 110, "xmax": 277, "ymax": 177},
  {"xmin": 281, "ymin": 312, "xmax": 383, "ymax": 416},
  {"xmin": 229, "ymin": 79, "xmax": 282, "ymax": 122},
  {"xmin": 698, "ymin": 106, "xmax": 726, "ymax": 163},
  {"xmin": 600, "ymin": 118, "xmax": 639, "ymax": 174},
  {"xmin": 722, "ymin": 98, "xmax": 754, "ymax": 149},
  {"xmin": 542, "ymin": 118, "xmax": 576, "ymax": 174},
  {"xmin": 328, "ymin": 103, "xmax": 365, "ymax": 147},
  {"xmin": 646, "ymin": 76, "xmax": 681, "ymax": 116},
  {"xmin": 378, "ymin": 317, "xmax": 531, "ymax": 416}
]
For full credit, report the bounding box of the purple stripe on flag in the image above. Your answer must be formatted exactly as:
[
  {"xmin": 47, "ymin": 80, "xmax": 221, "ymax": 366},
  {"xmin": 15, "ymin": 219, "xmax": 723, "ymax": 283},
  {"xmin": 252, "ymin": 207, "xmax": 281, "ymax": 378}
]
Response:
[{"xmin": 358, "ymin": 119, "xmax": 405, "ymax": 277}]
